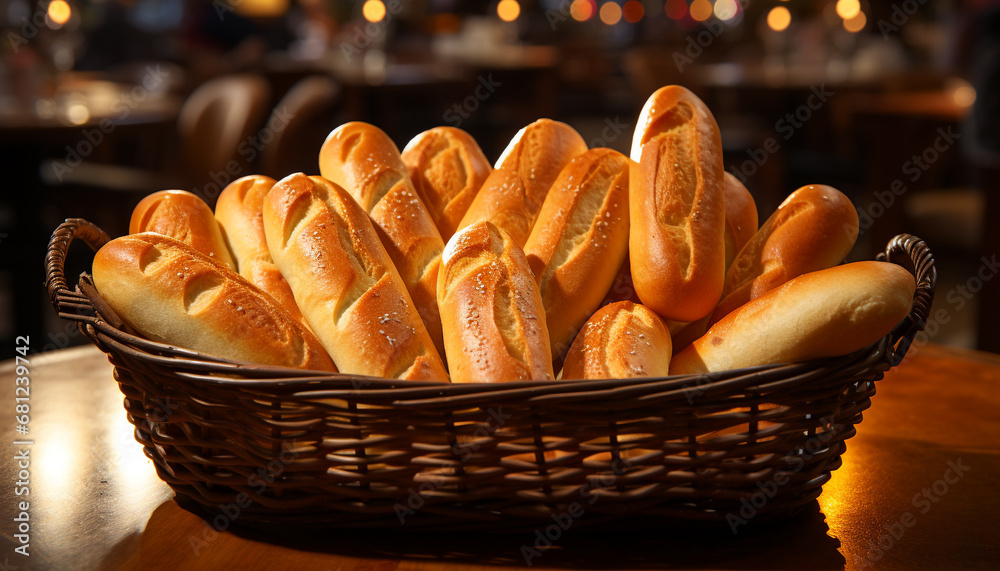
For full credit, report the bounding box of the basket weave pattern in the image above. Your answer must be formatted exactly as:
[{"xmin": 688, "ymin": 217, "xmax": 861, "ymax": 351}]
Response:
[{"xmin": 45, "ymin": 219, "xmax": 936, "ymax": 531}]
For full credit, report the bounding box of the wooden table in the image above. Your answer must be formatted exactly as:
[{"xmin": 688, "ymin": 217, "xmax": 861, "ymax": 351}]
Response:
[{"xmin": 2, "ymin": 343, "xmax": 998, "ymax": 570}]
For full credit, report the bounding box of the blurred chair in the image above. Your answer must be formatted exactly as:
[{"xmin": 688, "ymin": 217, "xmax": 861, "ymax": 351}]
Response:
[
  {"xmin": 257, "ymin": 75, "xmax": 340, "ymax": 179},
  {"xmin": 179, "ymin": 74, "xmax": 272, "ymax": 188},
  {"xmin": 41, "ymin": 73, "xmax": 272, "ymax": 198}
]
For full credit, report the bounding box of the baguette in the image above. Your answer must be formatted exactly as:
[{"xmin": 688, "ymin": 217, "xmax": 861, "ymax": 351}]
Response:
[
  {"xmin": 130, "ymin": 189, "xmax": 236, "ymax": 271},
  {"xmin": 708, "ymin": 184, "xmax": 859, "ymax": 327},
  {"xmin": 523, "ymin": 148, "xmax": 631, "ymax": 363},
  {"xmin": 669, "ymin": 261, "xmax": 916, "ymax": 375},
  {"xmin": 401, "ymin": 126, "xmax": 492, "ymax": 241},
  {"xmin": 456, "ymin": 119, "xmax": 587, "ymax": 247},
  {"xmin": 214, "ymin": 175, "xmax": 305, "ymax": 322},
  {"xmin": 629, "ymin": 86, "xmax": 726, "ymax": 322},
  {"xmin": 561, "ymin": 301, "xmax": 672, "ymax": 380},
  {"xmin": 438, "ymin": 221, "xmax": 553, "ymax": 383},
  {"xmin": 723, "ymin": 172, "xmax": 758, "ymax": 271},
  {"xmin": 92, "ymin": 233, "xmax": 336, "ymax": 371},
  {"xmin": 262, "ymin": 173, "xmax": 449, "ymax": 381},
  {"xmin": 318, "ymin": 122, "xmax": 446, "ymax": 358}
]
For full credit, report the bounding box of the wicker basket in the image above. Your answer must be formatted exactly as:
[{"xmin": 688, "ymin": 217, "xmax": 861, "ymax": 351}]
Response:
[{"xmin": 45, "ymin": 218, "xmax": 935, "ymax": 532}]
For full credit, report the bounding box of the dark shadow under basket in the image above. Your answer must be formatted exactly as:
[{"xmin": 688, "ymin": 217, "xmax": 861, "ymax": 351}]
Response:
[{"xmin": 45, "ymin": 219, "xmax": 936, "ymax": 532}]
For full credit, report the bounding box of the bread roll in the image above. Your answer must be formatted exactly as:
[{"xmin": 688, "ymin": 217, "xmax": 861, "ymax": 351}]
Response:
[
  {"xmin": 214, "ymin": 175, "xmax": 305, "ymax": 322},
  {"xmin": 629, "ymin": 86, "xmax": 726, "ymax": 322},
  {"xmin": 318, "ymin": 122, "xmax": 446, "ymax": 358},
  {"xmin": 723, "ymin": 172, "xmax": 758, "ymax": 271},
  {"xmin": 263, "ymin": 173, "xmax": 448, "ymax": 381},
  {"xmin": 92, "ymin": 233, "xmax": 336, "ymax": 371},
  {"xmin": 130, "ymin": 190, "xmax": 236, "ymax": 271},
  {"xmin": 708, "ymin": 184, "xmax": 859, "ymax": 327},
  {"xmin": 401, "ymin": 126, "xmax": 492, "ymax": 241},
  {"xmin": 438, "ymin": 221, "xmax": 553, "ymax": 383},
  {"xmin": 669, "ymin": 261, "xmax": 916, "ymax": 375},
  {"xmin": 456, "ymin": 119, "xmax": 587, "ymax": 247},
  {"xmin": 523, "ymin": 148, "xmax": 630, "ymax": 362},
  {"xmin": 561, "ymin": 301, "xmax": 672, "ymax": 380}
]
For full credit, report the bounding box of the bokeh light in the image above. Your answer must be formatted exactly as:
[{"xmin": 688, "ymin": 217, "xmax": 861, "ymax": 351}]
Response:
[
  {"xmin": 664, "ymin": 0, "xmax": 687, "ymax": 20},
  {"xmin": 497, "ymin": 0, "xmax": 520, "ymax": 21},
  {"xmin": 47, "ymin": 0, "xmax": 71, "ymax": 28},
  {"xmin": 689, "ymin": 0, "xmax": 713, "ymax": 22},
  {"xmin": 714, "ymin": 0, "xmax": 739, "ymax": 21},
  {"xmin": 836, "ymin": 0, "xmax": 861, "ymax": 20},
  {"xmin": 362, "ymin": 0, "xmax": 385, "ymax": 22},
  {"xmin": 767, "ymin": 6, "xmax": 791, "ymax": 31},
  {"xmin": 623, "ymin": 0, "xmax": 644, "ymax": 23},
  {"xmin": 600, "ymin": 1, "xmax": 622, "ymax": 25},
  {"xmin": 843, "ymin": 10, "xmax": 866, "ymax": 32},
  {"xmin": 571, "ymin": 0, "xmax": 596, "ymax": 21}
]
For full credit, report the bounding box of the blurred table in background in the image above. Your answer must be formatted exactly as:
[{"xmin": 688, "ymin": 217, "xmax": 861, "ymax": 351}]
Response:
[
  {"xmin": 0, "ymin": 73, "xmax": 181, "ymax": 356},
  {"xmin": 2, "ymin": 343, "xmax": 998, "ymax": 570}
]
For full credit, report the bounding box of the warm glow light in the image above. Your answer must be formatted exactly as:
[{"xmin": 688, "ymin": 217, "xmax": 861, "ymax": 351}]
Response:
[
  {"xmin": 599, "ymin": 1, "xmax": 622, "ymax": 24},
  {"xmin": 767, "ymin": 6, "xmax": 791, "ymax": 31},
  {"xmin": 689, "ymin": 0, "xmax": 713, "ymax": 22},
  {"xmin": 234, "ymin": 0, "xmax": 290, "ymax": 18},
  {"xmin": 843, "ymin": 10, "xmax": 866, "ymax": 32},
  {"xmin": 571, "ymin": 0, "xmax": 596, "ymax": 21},
  {"xmin": 836, "ymin": 0, "xmax": 861, "ymax": 20},
  {"xmin": 714, "ymin": 0, "xmax": 739, "ymax": 21},
  {"xmin": 362, "ymin": 0, "xmax": 386, "ymax": 22},
  {"xmin": 664, "ymin": 0, "xmax": 687, "ymax": 20},
  {"xmin": 47, "ymin": 0, "xmax": 70, "ymax": 27},
  {"xmin": 950, "ymin": 81, "xmax": 977, "ymax": 107},
  {"xmin": 497, "ymin": 0, "xmax": 520, "ymax": 21},
  {"xmin": 623, "ymin": 0, "xmax": 644, "ymax": 22},
  {"xmin": 66, "ymin": 103, "xmax": 89, "ymax": 125}
]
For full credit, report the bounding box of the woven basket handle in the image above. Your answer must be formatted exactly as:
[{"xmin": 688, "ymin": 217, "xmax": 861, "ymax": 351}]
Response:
[
  {"xmin": 878, "ymin": 233, "xmax": 936, "ymax": 365},
  {"xmin": 45, "ymin": 218, "xmax": 111, "ymax": 319}
]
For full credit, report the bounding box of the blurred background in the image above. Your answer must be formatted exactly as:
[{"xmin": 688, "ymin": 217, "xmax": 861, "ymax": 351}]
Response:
[{"xmin": 1, "ymin": 0, "xmax": 998, "ymax": 355}]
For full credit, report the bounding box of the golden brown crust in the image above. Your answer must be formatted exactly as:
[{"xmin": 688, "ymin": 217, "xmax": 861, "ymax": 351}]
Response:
[
  {"xmin": 669, "ymin": 261, "xmax": 916, "ymax": 375},
  {"xmin": 263, "ymin": 173, "xmax": 448, "ymax": 381},
  {"xmin": 318, "ymin": 122, "xmax": 445, "ymax": 358},
  {"xmin": 523, "ymin": 148, "xmax": 631, "ymax": 363},
  {"xmin": 438, "ymin": 221, "xmax": 553, "ymax": 383},
  {"xmin": 214, "ymin": 175, "xmax": 304, "ymax": 322},
  {"xmin": 92, "ymin": 233, "xmax": 336, "ymax": 371},
  {"xmin": 130, "ymin": 190, "xmax": 236, "ymax": 271},
  {"xmin": 709, "ymin": 184, "xmax": 859, "ymax": 326},
  {"xmin": 723, "ymin": 172, "xmax": 758, "ymax": 271},
  {"xmin": 456, "ymin": 119, "xmax": 587, "ymax": 247},
  {"xmin": 401, "ymin": 127, "xmax": 492, "ymax": 241},
  {"xmin": 629, "ymin": 86, "xmax": 726, "ymax": 323},
  {"xmin": 561, "ymin": 301, "xmax": 672, "ymax": 380}
]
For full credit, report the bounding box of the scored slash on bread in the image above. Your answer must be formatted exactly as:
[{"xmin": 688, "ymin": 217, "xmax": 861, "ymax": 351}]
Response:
[
  {"xmin": 562, "ymin": 301, "xmax": 672, "ymax": 380},
  {"xmin": 438, "ymin": 221, "xmax": 553, "ymax": 383},
  {"xmin": 523, "ymin": 148, "xmax": 631, "ymax": 367},
  {"xmin": 214, "ymin": 174, "xmax": 308, "ymax": 324},
  {"xmin": 263, "ymin": 173, "xmax": 449, "ymax": 381},
  {"xmin": 130, "ymin": 189, "xmax": 237, "ymax": 271},
  {"xmin": 319, "ymin": 122, "xmax": 447, "ymax": 359},
  {"xmin": 92, "ymin": 232, "xmax": 336, "ymax": 371},
  {"xmin": 629, "ymin": 86, "xmax": 727, "ymax": 323},
  {"xmin": 456, "ymin": 119, "xmax": 587, "ymax": 247},
  {"xmin": 401, "ymin": 126, "xmax": 492, "ymax": 242}
]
